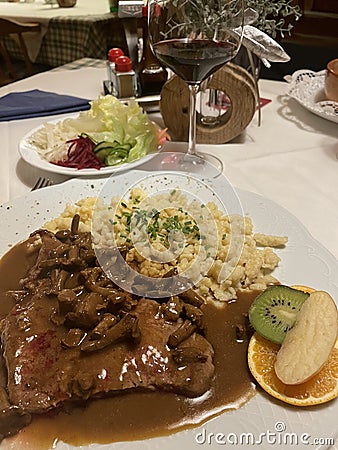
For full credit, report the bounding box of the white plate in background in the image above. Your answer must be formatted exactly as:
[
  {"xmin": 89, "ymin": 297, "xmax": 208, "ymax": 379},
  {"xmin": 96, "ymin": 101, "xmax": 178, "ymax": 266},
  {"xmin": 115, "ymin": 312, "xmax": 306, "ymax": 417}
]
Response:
[
  {"xmin": 286, "ymin": 69, "xmax": 338, "ymax": 124},
  {"xmin": 19, "ymin": 120, "xmax": 164, "ymax": 176}
]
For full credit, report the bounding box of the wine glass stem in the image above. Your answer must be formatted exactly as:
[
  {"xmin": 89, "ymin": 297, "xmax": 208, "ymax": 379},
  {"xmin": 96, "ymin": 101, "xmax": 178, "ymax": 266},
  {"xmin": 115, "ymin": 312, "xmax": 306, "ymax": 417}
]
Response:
[{"xmin": 187, "ymin": 84, "xmax": 199, "ymax": 156}]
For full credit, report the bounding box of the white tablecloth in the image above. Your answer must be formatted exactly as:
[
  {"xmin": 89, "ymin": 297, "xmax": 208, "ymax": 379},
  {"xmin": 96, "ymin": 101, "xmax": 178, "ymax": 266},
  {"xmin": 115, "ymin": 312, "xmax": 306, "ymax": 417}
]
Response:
[
  {"xmin": 0, "ymin": 0, "xmax": 111, "ymax": 61},
  {"xmin": 0, "ymin": 64, "xmax": 338, "ymax": 261}
]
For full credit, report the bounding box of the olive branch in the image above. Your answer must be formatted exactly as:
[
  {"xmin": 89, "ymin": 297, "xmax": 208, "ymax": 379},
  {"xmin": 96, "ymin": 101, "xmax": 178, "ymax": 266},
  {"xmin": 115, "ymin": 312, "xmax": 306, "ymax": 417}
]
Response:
[
  {"xmin": 244, "ymin": 0, "xmax": 302, "ymax": 38},
  {"xmin": 162, "ymin": 0, "xmax": 241, "ymax": 40},
  {"xmin": 157, "ymin": 0, "xmax": 301, "ymax": 40}
]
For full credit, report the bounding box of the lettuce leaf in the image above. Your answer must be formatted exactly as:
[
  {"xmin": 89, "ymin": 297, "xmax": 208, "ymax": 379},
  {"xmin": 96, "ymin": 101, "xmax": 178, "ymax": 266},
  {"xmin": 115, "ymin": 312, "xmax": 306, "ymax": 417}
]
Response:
[
  {"xmin": 83, "ymin": 96, "xmax": 160, "ymax": 165},
  {"xmin": 33, "ymin": 95, "xmax": 162, "ymax": 165}
]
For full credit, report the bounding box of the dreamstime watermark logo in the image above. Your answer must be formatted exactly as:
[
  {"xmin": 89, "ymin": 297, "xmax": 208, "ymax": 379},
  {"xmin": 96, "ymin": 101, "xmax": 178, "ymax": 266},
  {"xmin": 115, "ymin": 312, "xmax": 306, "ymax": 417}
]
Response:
[
  {"xmin": 194, "ymin": 422, "xmax": 336, "ymax": 446},
  {"xmin": 91, "ymin": 160, "xmax": 244, "ymax": 298}
]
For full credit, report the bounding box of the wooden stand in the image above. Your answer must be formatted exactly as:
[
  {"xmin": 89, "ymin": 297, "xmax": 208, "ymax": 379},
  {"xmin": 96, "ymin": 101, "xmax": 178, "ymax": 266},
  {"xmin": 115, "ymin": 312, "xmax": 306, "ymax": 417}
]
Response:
[{"xmin": 160, "ymin": 63, "xmax": 257, "ymax": 144}]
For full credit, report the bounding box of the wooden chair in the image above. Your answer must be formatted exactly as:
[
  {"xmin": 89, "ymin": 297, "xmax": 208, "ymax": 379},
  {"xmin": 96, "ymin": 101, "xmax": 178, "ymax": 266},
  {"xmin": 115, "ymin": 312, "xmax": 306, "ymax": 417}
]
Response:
[
  {"xmin": 282, "ymin": 0, "xmax": 338, "ymax": 48},
  {"xmin": 0, "ymin": 18, "xmax": 41, "ymax": 86}
]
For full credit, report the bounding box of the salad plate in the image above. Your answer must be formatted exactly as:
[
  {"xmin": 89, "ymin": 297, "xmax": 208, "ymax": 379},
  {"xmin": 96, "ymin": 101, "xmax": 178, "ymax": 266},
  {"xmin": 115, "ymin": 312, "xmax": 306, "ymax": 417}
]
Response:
[
  {"xmin": 18, "ymin": 96, "xmax": 167, "ymax": 176},
  {"xmin": 19, "ymin": 123, "xmax": 164, "ymax": 176},
  {"xmin": 19, "ymin": 121, "xmax": 164, "ymax": 177},
  {"xmin": 0, "ymin": 172, "xmax": 337, "ymax": 450},
  {"xmin": 285, "ymin": 69, "xmax": 338, "ymax": 124}
]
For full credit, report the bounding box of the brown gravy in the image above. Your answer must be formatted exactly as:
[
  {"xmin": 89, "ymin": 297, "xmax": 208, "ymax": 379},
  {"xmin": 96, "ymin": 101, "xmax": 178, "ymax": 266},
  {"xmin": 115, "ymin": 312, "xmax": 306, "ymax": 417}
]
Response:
[{"xmin": 0, "ymin": 240, "xmax": 257, "ymax": 449}]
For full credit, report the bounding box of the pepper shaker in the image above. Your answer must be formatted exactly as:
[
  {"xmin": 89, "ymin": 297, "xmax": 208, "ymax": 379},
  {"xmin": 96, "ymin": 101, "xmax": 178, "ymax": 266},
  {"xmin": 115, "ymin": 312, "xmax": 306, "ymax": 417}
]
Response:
[{"xmin": 114, "ymin": 56, "xmax": 139, "ymax": 99}]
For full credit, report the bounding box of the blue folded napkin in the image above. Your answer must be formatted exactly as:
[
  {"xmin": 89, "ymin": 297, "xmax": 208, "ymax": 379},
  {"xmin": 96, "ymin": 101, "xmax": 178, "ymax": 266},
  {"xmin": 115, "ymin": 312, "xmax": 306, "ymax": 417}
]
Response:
[{"xmin": 0, "ymin": 89, "xmax": 91, "ymax": 122}]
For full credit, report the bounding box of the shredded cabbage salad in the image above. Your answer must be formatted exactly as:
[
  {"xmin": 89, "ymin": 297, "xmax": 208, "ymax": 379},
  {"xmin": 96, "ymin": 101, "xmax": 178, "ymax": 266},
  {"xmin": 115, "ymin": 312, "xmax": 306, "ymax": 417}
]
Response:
[{"xmin": 30, "ymin": 95, "xmax": 167, "ymax": 167}]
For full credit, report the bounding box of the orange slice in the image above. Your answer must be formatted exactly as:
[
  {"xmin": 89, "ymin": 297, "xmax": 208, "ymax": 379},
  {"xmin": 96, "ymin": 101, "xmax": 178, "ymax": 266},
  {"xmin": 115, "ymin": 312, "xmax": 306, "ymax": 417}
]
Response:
[
  {"xmin": 248, "ymin": 332, "xmax": 338, "ymax": 406},
  {"xmin": 290, "ymin": 285, "xmax": 316, "ymax": 294}
]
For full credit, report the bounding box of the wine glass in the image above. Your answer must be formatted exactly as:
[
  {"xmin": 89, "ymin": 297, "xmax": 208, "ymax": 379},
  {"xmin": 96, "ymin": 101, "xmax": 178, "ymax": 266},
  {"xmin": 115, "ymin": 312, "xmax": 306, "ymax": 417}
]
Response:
[{"xmin": 148, "ymin": 0, "xmax": 244, "ymax": 175}]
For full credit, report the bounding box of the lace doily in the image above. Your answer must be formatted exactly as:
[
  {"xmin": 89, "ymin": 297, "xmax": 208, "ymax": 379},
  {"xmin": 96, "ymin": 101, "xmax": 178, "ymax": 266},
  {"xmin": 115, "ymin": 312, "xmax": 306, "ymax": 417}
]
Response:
[{"xmin": 285, "ymin": 70, "xmax": 338, "ymax": 124}]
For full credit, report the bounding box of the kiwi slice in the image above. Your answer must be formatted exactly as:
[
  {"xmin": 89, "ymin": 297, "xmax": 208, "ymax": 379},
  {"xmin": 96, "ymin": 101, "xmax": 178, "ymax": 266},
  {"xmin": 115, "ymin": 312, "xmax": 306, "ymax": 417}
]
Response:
[{"xmin": 248, "ymin": 285, "xmax": 309, "ymax": 344}]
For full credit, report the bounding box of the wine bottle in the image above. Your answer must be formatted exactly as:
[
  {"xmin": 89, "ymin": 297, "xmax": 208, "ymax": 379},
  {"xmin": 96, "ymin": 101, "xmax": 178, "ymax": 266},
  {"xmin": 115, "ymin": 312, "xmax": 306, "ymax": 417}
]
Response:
[{"xmin": 138, "ymin": 4, "xmax": 167, "ymax": 96}]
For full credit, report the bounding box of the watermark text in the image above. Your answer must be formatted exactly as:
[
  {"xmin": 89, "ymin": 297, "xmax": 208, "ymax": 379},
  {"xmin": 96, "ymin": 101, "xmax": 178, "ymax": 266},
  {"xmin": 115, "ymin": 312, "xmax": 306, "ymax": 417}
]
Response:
[{"xmin": 195, "ymin": 422, "xmax": 335, "ymax": 446}]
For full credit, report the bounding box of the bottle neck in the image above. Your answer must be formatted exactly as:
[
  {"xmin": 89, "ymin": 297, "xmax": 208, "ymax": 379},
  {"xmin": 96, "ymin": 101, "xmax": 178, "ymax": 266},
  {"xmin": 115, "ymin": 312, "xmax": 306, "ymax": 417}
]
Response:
[
  {"xmin": 141, "ymin": 18, "xmax": 161, "ymax": 67},
  {"xmin": 142, "ymin": 14, "xmax": 149, "ymax": 39}
]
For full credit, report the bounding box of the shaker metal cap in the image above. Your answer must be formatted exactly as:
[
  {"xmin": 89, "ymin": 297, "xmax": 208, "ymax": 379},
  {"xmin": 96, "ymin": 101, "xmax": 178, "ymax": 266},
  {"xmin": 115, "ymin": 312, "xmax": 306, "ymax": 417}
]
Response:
[{"xmin": 115, "ymin": 56, "xmax": 133, "ymax": 72}]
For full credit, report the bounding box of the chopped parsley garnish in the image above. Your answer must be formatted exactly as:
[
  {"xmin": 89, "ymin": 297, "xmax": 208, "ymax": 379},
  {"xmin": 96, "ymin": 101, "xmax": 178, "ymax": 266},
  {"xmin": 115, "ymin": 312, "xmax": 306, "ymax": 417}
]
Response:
[{"xmin": 113, "ymin": 200, "xmax": 207, "ymax": 248}]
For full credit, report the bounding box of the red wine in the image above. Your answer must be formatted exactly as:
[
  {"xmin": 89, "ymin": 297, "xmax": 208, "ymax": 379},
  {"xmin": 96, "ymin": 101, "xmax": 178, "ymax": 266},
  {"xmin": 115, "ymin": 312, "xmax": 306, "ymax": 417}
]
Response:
[{"xmin": 153, "ymin": 39, "xmax": 238, "ymax": 84}]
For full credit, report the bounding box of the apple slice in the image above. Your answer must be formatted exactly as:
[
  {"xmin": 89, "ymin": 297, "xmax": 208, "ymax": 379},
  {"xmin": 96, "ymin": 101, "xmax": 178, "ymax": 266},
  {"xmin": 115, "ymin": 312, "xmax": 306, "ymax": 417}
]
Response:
[{"xmin": 275, "ymin": 290, "xmax": 338, "ymax": 385}]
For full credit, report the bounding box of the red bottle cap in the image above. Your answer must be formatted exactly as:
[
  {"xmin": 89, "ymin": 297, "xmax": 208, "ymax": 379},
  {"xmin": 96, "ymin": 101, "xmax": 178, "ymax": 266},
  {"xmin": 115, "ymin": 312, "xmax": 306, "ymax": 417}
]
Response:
[
  {"xmin": 115, "ymin": 56, "xmax": 133, "ymax": 72},
  {"xmin": 154, "ymin": 4, "xmax": 161, "ymax": 17},
  {"xmin": 108, "ymin": 47, "xmax": 124, "ymax": 63},
  {"xmin": 142, "ymin": 5, "xmax": 148, "ymax": 17}
]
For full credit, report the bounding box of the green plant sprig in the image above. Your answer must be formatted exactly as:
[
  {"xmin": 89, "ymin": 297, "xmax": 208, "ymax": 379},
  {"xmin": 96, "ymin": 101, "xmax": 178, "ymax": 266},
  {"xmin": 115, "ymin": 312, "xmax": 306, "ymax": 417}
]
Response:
[
  {"xmin": 244, "ymin": 0, "xmax": 302, "ymax": 38},
  {"xmin": 163, "ymin": 0, "xmax": 241, "ymax": 40},
  {"xmin": 159, "ymin": 0, "xmax": 301, "ymax": 40}
]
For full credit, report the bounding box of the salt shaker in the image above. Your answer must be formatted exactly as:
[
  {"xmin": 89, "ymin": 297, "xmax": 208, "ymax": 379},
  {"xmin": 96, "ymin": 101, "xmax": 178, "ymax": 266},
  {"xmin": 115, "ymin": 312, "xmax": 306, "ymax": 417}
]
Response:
[{"xmin": 107, "ymin": 48, "xmax": 124, "ymax": 95}]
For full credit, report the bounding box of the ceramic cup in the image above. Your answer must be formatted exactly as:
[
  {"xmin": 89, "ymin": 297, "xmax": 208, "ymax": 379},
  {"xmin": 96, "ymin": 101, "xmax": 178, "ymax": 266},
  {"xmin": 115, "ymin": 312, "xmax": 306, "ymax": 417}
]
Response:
[{"xmin": 325, "ymin": 58, "xmax": 338, "ymax": 103}]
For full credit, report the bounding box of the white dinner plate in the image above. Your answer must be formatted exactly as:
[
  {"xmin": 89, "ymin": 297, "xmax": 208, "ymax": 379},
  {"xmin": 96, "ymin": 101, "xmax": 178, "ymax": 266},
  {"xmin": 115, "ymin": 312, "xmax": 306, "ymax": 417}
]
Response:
[
  {"xmin": 0, "ymin": 172, "xmax": 337, "ymax": 450},
  {"xmin": 19, "ymin": 120, "xmax": 165, "ymax": 176},
  {"xmin": 286, "ymin": 69, "xmax": 338, "ymax": 124}
]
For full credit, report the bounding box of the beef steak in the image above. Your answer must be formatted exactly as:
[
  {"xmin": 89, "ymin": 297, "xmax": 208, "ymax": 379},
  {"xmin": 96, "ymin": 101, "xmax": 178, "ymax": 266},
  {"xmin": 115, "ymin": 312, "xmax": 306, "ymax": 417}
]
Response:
[{"xmin": 1, "ymin": 295, "xmax": 214, "ymax": 414}]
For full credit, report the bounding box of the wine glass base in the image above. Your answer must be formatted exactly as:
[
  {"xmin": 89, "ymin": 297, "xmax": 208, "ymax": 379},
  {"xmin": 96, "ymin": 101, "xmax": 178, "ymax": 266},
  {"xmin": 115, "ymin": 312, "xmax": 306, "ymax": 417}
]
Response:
[{"xmin": 155, "ymin": 152, "xmax": 223, "ymax": 178}]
